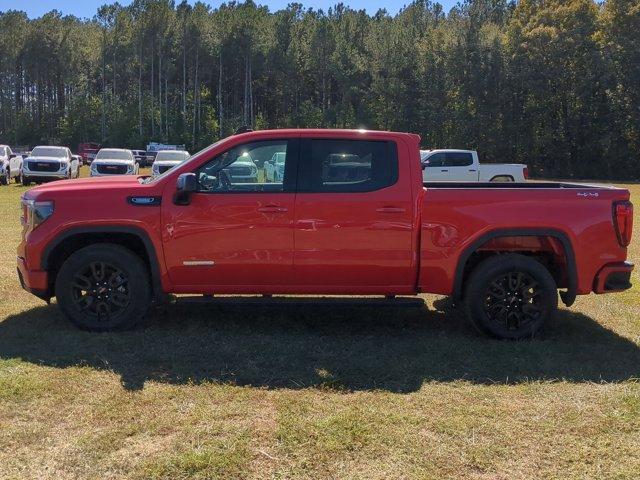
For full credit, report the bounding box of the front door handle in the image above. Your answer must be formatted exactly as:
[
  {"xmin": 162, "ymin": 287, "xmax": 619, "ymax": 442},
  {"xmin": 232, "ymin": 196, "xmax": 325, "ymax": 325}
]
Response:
[
  {"xmin": 258, "ymin": 205, "xmax": 288, "ymax": 213},
  {"xmin": 376, "ymin": 207, "xmax": 406, "ymax": 214},
  {"xmin": 468, "ymin": 169, "xmax": 477, "ymax": 172},
  {"xmin": 441, "ymin": 169, "xmax": 449, "ymax": 172}
]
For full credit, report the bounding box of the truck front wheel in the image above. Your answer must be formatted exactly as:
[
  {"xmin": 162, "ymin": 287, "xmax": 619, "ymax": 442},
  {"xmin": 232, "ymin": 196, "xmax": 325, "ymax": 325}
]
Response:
[
  {"xmin": 464, "ymin": 254, "xmax": 557, "ymax": 339},
  {"xmin": 55, "ymin": 244, "xmax": 151, "ymax": 331}
]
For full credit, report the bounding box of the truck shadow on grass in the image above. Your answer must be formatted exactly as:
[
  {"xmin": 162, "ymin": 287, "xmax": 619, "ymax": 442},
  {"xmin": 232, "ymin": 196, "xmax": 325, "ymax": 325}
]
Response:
[{"xmin": 0, "ymin": 297, "xmax": 639, "ymax": 392}]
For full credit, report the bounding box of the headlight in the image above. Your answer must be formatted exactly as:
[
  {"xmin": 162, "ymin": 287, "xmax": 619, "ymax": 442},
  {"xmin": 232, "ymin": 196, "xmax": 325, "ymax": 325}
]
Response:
[
  {"xmin": 127, "ymin": 164, "xmax": 134, "ymax": 174},
  {"xmin": 21, "ymin": 198, "xmax": 54, "ymax": 229},
  {"xmin": 59, "ymin": 163, "xmax": 67, "ymax": 171}
]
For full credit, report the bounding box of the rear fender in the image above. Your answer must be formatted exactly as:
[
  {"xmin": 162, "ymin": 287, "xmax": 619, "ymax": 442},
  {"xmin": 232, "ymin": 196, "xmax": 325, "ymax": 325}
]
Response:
[{"xmin": 453, "ymin": 228, "xmax": 578, "ymax": 307}]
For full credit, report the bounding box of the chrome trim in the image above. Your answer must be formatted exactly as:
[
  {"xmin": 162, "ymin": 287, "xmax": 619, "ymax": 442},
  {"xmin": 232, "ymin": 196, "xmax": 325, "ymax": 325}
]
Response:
[{"xmin": 182, "ymin": 260, "xmax": 215, "ymax": 266}]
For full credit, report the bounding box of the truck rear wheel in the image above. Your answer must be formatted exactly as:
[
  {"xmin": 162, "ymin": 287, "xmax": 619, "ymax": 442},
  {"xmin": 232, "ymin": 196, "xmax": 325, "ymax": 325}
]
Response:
[
  {"xmin": 464, "ymin": 254, "xmax": 557, "ymax": 339},
  {"xmin": 55, "ymin": 244, "xmax": 151, "ymax": 331}
]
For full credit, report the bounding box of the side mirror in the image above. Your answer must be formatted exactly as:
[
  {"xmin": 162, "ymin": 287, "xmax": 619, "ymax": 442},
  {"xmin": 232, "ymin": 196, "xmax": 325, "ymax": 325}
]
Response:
[
  {"xmin": 9, "ymin": 154, "xmax": 17, "ymax": 160},
  {"xmin": 174, "ymin": 172, "xmax": 197, "ymax": 205},
  {"xmin": 421, "ymin": 162, "xmax": 428, "ymax": 170}
]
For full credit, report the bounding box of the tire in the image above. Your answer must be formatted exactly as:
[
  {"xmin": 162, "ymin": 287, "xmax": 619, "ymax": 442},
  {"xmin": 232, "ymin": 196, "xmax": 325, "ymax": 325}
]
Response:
[
  {"xmin": 0, "ymin": 172, "xmax": 7, "ymax": 186},
  {"xmin": 20, "ymin": 174, "xmax": 30, "ymax": 186},
  {"xmin": 55, "ymin": 244, "xmax": 151, "ymax": 331},
  {"xmin": 464, "ymin": 254, "xmax": 557, "ymax": 340}
]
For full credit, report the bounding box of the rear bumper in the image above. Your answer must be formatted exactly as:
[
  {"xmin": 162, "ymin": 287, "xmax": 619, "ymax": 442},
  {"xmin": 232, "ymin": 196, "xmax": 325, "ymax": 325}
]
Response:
[
  {"xmin": 17, "ymin": 256, "xmax": 50, "ymax": 301},
  {"xmin": 594, "ymin": 262, "xmax": 634, "ymax": 294}
]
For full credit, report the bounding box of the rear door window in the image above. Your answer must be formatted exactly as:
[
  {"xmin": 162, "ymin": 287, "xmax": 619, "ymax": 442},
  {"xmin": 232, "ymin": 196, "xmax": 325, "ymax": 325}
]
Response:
[{"xmin": 299, "ymin": 139, "xmax": 398, "ymax": 193}]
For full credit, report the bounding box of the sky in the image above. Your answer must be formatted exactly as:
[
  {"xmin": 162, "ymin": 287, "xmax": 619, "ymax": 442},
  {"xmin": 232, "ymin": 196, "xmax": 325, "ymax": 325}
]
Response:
[{"xmin": 0, "ymin": 0, "xmax": 458, "ymax": 18}]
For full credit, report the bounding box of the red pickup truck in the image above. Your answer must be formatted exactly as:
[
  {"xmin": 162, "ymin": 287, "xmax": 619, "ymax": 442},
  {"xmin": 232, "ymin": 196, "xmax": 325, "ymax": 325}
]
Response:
[{"xmin": 17, "ymin": 129, "xmax": 634, "ymax": 339}]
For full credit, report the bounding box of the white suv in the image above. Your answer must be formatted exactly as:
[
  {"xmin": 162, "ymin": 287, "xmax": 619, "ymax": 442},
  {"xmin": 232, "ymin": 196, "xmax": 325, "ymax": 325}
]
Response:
[
  {"xmin": 21, "ymin": 146, "xmax": 79, "ymax": 185},
  {"xmin": 0, "ymin": 145, "xmax": 23, "ymax": 185},
  {"xmin": 151, "ymin": 150, "xmax": 190, "ymax": 178},
  {"xmin": 90, "ymin": 149, "xmax": 138, "ymax": 176}
]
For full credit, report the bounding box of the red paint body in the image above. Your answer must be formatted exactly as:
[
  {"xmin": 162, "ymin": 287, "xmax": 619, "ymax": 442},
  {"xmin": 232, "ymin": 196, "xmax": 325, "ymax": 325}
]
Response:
[{"xmin": 18, "ymin": 129, "xmax": 634, "ymax": 302}]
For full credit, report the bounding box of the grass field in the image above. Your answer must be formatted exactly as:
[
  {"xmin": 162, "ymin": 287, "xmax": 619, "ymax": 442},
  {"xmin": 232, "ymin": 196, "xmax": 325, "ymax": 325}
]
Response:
[{"xmin": 0, "ymin": 169, "xmax": 638, "ymax": 479}]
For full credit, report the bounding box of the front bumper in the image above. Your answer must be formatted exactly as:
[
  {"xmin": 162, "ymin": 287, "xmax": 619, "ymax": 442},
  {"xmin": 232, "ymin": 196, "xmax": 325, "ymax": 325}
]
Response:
[
  {"xmin": 90, "ymin": 168, "xmax": 135, "ymax": 177},
  {"xmin": 17, "ymin": 256, "xmax": 50, "ymax": 301},
  {"xmin": 594, "ymin": 262, "xmax": 634, "ymax": 293},
  {"xmin": 22, "ymin": 169, "xmax": 68, "ymax": 181}
]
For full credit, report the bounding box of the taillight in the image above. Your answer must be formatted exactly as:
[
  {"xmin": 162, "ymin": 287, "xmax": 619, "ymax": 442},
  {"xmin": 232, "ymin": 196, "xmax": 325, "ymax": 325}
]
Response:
[
  {"xmin": 523, "ymin": 166, "xmax": 529, "ymax": 180},
  {"xmin": 614, "ymin": 201, "xmax": 633, "ymax": 247}
]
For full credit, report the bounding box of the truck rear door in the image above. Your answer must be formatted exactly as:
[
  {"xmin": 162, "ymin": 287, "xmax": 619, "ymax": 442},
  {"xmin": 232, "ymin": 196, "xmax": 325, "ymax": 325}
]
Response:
[
  {"xmin": 293, "ymin": 136, "xmax": 415, "ymax": 292},
  {"xmin": 444, "ymin": 151, "xmax": 477, "ymax": 181}
]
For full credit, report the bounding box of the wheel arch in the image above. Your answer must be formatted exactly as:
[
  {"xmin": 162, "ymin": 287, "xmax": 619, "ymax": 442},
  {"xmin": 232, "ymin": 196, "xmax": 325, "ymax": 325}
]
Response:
[
  {"xmin": 489, "ymin": 175, "xmax": 515, "ymax": 182},
  {"xmin": 42, "ymin": 226, "xmax": 163, "ymax": 300},
  {"xmin": 453, "ymin": 228, "xmax": 578, "ymax": 307}
]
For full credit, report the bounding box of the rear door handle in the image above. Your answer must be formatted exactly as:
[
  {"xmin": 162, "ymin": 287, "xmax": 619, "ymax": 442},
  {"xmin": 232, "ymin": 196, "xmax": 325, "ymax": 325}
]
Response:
[
  {"xmin": 258, "ymin": 205, "xmax": 288, "ymax": 213},
  {"xmin": 376, "ymin": 207, "xmax": 406, "ymax": 214},
  {"xmin": 468, "ymin": 169, "xmax": 477, "ymax": 172},
  {"xmin": 441, "ymin": 169, "xmax": 449, "ymax": 172}
]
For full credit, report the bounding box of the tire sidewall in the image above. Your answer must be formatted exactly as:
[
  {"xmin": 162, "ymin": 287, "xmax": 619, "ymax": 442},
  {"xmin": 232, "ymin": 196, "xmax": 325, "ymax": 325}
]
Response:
[
  {"xmin": 55, "ymin": 244, "xmax": 151, "ymax": 331},
  {"xmin": 465, "ymin": 255, "xmax": 557, "ymax": 340}
]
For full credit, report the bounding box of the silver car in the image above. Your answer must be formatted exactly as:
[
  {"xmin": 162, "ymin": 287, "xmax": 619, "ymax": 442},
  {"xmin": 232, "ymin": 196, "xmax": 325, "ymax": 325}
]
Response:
[
  {"xmin": 21, "ymin": 146, "xmax": 80, "ymax": 185},
  {"xmin": 151, "ymin": 150, "xmax": 190, "ymax": 178},
  {"xmin": 90, "ymin": 149, "xmax": 138, "ymax": 176}
]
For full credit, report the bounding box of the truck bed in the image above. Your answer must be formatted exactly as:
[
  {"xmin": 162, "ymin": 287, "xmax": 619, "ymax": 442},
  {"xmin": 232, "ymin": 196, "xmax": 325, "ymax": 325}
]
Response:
[
  {"xmin": 423, "ymin": 181, "xmax": 617, "ymax": 189},
  {"xmin": 418, "ymin": 181, "xmax": 631, "ymax": 298}
]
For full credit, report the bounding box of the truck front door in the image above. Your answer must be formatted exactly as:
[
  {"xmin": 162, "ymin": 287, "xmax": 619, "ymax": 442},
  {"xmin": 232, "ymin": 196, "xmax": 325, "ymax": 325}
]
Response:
[
  {"xmin": 293, "ymin": 137, "xmax": 415, "ymax": 292},
  {"xmin": 422, "ymin": 152, "xmax": 449, "ymax": 181},
  {"xmin": 161, "ymin": 139, "xmax": 297, "ymax": 288}
]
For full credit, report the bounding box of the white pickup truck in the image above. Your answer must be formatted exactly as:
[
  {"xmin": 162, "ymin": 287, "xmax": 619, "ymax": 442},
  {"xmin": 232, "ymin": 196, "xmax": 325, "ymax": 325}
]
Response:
[{"xmin": 421, "ymin": 149, "xmax": 528, "ymax": 182}]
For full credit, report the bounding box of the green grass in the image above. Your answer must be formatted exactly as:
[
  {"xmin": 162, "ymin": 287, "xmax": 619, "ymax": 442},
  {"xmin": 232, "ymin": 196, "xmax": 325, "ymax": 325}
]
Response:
[{"xmin": 0, "ymin": 170, "xmax": 638, "ymax": 478}]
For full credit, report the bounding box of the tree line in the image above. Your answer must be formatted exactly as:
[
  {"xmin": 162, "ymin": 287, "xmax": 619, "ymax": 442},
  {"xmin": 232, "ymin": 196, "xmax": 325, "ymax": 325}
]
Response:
[{"xmin": 0, "ymin": 0, "xmax": 638, "ymax": 179}]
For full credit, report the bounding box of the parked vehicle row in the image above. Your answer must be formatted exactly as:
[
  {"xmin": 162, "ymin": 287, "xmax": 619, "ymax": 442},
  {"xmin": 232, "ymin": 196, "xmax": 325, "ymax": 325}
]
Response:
[
  {"xmin": 0, "ymin": 142, "xmax": 196, "ymax": 185},
  {"xmin": 4, "ymin": 141, "xmax": 530, "ymax": 187}
]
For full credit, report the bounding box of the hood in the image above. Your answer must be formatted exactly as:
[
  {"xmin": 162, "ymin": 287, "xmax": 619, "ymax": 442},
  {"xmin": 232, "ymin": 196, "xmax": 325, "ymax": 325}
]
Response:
[
  {"xmin": 91, "ymin": 158, "xmax": 134, "ymax": 166},
  {"xmin": 153, "ymin": 160, "xmax": 182, "ymax": 167},
  {"xmin": 26, "ymin": 156, "xmax": 68, "ymax": 163},
  {"xmin": 26, "ymin": 175, "xmax": 143, "ymax": 197}
]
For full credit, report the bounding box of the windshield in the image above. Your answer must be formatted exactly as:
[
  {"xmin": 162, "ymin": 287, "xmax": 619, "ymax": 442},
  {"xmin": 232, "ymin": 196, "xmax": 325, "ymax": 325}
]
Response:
[
  {"xmin": 156, "ymin": 151, "xmax": 189, "ymax": 162},
  {"xmin": 96, "ymin": 149, "xmax": 132, "ymax": 160},
  {"xmin": 31, "ymin": 147, "xmax": 67, "ymax": 158}
]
